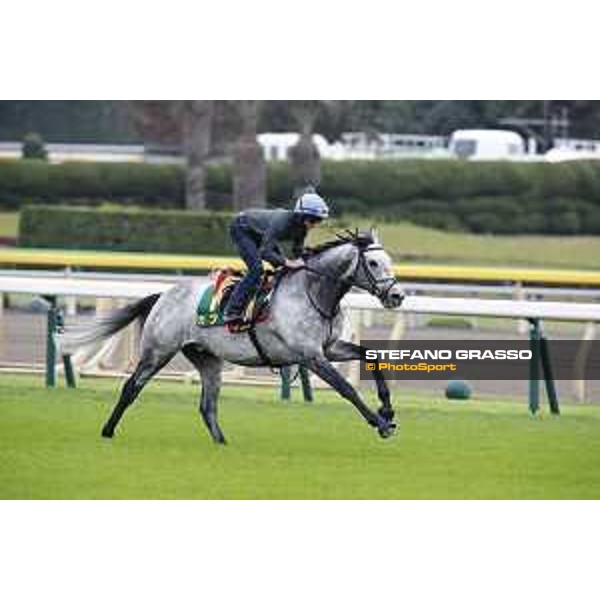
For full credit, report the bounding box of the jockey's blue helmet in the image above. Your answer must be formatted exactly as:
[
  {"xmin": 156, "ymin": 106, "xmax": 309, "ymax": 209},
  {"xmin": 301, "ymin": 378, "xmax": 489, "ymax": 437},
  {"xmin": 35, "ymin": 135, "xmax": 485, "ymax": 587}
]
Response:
[{"xmin": 294, "ymin": 191, "xmax": 330, "ymax": 220}]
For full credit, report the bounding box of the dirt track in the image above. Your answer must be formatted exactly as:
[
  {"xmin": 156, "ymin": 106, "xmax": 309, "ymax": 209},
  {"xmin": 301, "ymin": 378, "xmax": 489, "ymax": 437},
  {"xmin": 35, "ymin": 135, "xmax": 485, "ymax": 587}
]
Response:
[{"xmin": 1, "ymin": 306, "xmax": 597, "ymax": 404}]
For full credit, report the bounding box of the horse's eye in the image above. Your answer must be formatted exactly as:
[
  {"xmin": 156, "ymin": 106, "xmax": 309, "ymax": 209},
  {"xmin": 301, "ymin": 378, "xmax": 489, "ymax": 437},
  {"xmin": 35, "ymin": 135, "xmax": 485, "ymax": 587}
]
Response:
[{"xmin": 368, "ymin": 259, "xmax": 378, "ymax": 268}]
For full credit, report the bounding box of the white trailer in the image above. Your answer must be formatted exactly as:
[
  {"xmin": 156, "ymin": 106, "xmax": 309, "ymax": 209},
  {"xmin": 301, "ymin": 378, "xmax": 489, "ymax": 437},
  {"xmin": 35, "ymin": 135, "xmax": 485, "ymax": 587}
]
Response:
[{"xmin": 448, "ymin": 129, "xmax": 526, "ymax": 161}]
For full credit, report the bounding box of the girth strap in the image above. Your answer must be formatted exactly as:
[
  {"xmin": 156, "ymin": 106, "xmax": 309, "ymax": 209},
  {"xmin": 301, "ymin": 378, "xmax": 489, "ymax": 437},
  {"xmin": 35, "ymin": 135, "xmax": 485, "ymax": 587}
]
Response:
[{"xmin": 248, "ymin": 325, "xmax": 272, "ymax": 367}]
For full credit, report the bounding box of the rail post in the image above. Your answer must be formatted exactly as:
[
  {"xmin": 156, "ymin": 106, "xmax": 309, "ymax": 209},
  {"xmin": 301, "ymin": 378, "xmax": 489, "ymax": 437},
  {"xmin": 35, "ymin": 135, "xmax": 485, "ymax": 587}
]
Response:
[
  {"xmin": 299, "ymin": 365, "xmax": 313, "ymax": 402},
  {"xmin": 55, "ymin": 305, "xmax": 76, "ymax": 388},
  {"xmin": 540, "ymin": 335, "xmax": 559, "ymax": 414},
  {"xmin": 44, "ymin": 295, "xmax": 57, "ymax": 388},
  {"xmin": 573, "ymin": 322, "xmax": 595, "ymax": 403},
  {"xmin": 280, "ymin": 366, "xmax": 291, "ymax": 400},
  {"xmin": 528, "ymin": 318, "xmax": 559, "ymax": 415},
  {"xmin": 528, "ymin": 318, "xmax": 542, "ymax": 414},
  {"xmin": 280, "ymin": 365, "xmax": 314, "ymax": 402},
  {"xmin": 43, "ymin": 295, "xmax": 76, "ymax": 389}
]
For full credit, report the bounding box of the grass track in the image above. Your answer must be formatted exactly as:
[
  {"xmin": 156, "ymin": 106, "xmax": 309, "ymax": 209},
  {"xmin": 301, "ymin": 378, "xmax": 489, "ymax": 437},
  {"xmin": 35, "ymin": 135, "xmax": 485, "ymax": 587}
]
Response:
[{"xmin": 1, "ymin": 375, "xmax": 600, "ymax": 499}]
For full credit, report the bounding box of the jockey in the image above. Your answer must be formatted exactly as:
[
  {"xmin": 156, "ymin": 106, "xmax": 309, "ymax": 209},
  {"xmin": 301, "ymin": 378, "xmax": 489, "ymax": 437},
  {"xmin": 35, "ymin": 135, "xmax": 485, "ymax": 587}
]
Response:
[{"xmin": 223, "ymin": 189, "xmax": 329, "ymax": 329}]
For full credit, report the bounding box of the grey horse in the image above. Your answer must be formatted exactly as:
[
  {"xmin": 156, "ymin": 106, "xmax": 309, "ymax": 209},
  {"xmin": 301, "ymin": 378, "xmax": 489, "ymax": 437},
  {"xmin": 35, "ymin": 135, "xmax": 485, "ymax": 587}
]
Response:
[{"xmin": 64, "ymin": 230, "xmax": 405, "ymax": 443}]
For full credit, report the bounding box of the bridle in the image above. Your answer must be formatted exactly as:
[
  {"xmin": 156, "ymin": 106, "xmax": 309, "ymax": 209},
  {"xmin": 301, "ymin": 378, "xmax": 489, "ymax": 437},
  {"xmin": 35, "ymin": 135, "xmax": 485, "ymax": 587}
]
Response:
[
  {"xmin": 354, "ymin": 244, "xmax": 397, "ymax": 304},
  {"xmin": 300, "ymin": 243, "xmax": 398, "ymax": 320}
]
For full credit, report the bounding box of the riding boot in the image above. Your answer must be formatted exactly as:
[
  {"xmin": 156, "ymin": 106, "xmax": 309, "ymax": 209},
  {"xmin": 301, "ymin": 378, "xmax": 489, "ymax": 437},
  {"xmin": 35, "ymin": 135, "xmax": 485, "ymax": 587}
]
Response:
[{"xmin": 223, "ymin": 271, "xmax": 261, "ymax": 324}]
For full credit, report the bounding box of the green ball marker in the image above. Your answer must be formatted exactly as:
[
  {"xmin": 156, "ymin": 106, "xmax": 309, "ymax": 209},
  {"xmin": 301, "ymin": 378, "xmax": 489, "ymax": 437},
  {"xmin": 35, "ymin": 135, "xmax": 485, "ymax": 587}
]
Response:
[{"xmin": 445, "ymin": 379, "xmax": 472, "ymax": 400}]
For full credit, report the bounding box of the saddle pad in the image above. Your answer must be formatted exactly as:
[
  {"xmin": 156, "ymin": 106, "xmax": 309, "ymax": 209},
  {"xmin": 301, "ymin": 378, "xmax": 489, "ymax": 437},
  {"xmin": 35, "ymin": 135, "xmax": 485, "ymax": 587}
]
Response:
[{"xmin": 196, "ymin": 267, "xmax": 277, "ymax": 327}]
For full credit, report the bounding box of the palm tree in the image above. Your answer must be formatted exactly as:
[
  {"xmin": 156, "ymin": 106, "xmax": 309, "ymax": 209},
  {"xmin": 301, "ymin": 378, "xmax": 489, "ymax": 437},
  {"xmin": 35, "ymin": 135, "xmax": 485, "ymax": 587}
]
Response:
[
  {"xmin": 130, "ymin": 100, "xmax": 214, "ymax": 210},
  {"xmin": 180, "ymin": 101, "xmax": 214, "ymax": 209},
  {"xmin": 232, "ymin": 100, "xmax": 266, "ymax": 210},
  {"xmin": 288, "ymin": 101, "xmax": 323, "ymax": 194}
]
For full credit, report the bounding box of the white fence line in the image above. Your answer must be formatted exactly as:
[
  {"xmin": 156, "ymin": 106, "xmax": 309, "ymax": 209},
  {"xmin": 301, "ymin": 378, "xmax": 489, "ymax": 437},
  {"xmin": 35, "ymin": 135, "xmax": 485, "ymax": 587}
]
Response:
[
  {"xmin": 1, "ymin": 273, "xmax": 599, "ymax": 402},
  {"xmin": 4, "ymin": 269, "xmax": 600, "ymax": 299},
  {"xmin": 3, "ymin": 273, "xmax": 600, "ymax": 320},
  {"xmin": 345, "ymin": 291, "xmax": 600, "ymax": 322}
]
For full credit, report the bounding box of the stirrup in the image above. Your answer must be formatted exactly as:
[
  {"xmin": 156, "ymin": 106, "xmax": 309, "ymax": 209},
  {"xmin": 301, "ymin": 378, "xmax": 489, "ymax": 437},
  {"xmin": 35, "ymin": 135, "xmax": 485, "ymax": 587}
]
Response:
[
  {"xmin": 224, "ymin": 312, "xmax": 248, "ymax": 331},
  {"xmin": 226, "ymin": 319, "xmax": 252, "ymax": 333}
]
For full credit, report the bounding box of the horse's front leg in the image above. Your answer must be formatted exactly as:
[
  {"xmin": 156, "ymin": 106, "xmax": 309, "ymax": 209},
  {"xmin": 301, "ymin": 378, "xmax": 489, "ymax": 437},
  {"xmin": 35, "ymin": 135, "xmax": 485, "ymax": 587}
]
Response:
[
  {"xmin": 325, "ymin": 340, "xmax": 395, "ymax": 424},
  {"xmin": 306, "ymin": 354, "xmax": 395, "ymax": 438}
]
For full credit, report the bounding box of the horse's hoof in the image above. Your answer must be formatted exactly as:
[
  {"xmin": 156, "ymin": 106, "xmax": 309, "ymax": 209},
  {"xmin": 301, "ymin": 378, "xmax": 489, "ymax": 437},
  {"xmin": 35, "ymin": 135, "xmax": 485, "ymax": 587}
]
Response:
[
  {"xmin": 378, "ymin": 421, "xmax": 397, "ymax": 439},
  {"xmin": 101, "ymin": 426, "xmax": 114, "ymax": 439}
]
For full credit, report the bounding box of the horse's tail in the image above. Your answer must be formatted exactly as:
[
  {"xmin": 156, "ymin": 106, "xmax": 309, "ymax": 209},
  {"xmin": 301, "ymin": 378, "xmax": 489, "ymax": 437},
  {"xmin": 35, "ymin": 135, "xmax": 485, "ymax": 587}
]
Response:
[{"xmin": 59, "ymin": 293, "xmax": 161, "ymax": 352}]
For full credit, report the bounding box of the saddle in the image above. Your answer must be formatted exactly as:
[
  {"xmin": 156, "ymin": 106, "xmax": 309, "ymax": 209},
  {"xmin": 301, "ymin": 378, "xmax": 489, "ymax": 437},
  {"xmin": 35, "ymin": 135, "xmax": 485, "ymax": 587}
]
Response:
[{"xmin": 196, "ymin": 267, "xmax": 278, "ymax": 329}]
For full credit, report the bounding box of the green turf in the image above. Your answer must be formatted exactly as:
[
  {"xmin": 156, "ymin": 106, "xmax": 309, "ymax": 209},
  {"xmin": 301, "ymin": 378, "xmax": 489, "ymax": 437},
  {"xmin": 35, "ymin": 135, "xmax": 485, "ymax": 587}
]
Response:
[
  {"xmin": 0, "ymin": 212, "xmax": 18, "ymax": 237},
  {"xmin": 1, "ymin": 374, "xmax": 600, "ymax": 499},
  {"xmin": 315, "ymin": 218, "xmax": 600, "ymax": 269}
]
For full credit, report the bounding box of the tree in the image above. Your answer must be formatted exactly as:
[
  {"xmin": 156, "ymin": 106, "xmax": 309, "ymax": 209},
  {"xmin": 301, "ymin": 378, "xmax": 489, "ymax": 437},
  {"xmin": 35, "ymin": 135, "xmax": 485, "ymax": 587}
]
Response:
[
  {"xmin": 130, "ymin": 101, "xmax": 214, "ymax": 209},
  {"xmin": 232, "ymin": 100, "xmax": 266, "ymax": 210},
  {"xmin": 288, "ymin": 101, "xmax": 324, "ymax": 194},
  {"xmin": 181, "ymin": 101, "xmax": 214, "ymax": 209}
]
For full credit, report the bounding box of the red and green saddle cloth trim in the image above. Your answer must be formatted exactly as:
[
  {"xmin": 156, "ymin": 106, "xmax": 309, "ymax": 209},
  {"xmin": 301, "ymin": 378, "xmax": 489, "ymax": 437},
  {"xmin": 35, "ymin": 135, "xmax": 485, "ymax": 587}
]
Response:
[{"xmin": 196, "ymin": 267, "xmax": 277, "ymax": 327}]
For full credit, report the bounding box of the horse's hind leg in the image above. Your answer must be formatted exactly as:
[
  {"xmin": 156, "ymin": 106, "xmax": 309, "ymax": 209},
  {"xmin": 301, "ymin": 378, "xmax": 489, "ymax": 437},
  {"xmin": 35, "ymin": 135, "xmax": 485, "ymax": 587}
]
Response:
[
  {"xmin": 182, "ymin": 345, "xmax": 226, "ymax": 444},
  {"xmin": 101, "ymin": 349, "xmax": 175, "ymax": 439}
]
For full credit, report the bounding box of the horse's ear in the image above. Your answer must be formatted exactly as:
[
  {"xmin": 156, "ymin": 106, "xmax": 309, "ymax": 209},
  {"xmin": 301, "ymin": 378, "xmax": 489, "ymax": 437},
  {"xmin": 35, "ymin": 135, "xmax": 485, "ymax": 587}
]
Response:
[{"xmin": 369, "ymin": 225, "xmax": 380, "ymax": 244}]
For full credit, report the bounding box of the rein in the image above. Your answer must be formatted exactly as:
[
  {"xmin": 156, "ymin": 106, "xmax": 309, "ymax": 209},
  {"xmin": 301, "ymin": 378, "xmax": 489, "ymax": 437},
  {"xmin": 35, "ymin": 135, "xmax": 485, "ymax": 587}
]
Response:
[
  {"xmin": 299, "ymin": 244, "xmax": 397, "ymax": 321},
  {"xmin": 249, "ymin": 240, "xmax": 397, "ymax": 368}
]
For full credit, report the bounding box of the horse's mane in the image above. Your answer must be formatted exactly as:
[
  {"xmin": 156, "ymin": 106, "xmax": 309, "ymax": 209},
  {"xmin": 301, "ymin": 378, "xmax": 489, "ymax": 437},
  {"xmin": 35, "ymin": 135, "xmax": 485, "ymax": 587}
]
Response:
[{"xmin": 309, "ymin": 229, "xmax": 376, "ymax": 256}]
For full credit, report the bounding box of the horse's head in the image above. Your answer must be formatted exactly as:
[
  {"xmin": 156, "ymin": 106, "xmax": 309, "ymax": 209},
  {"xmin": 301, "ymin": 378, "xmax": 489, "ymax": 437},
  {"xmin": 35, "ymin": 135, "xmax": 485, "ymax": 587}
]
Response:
[
  {"xmin": 308, "ymin": 228, "xmax": 405, "ymax": 309},
  {"xmin": 347, "ymin": 228, "xmax": 405, "ymax": 309}
]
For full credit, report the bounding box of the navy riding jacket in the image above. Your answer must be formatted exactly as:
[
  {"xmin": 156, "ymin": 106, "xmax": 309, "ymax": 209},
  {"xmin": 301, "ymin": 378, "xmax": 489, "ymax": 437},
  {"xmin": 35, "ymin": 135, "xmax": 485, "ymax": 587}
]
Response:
[{"xmin": 234, "ymin": 209, "xmax": 307, "ymax": 267}]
